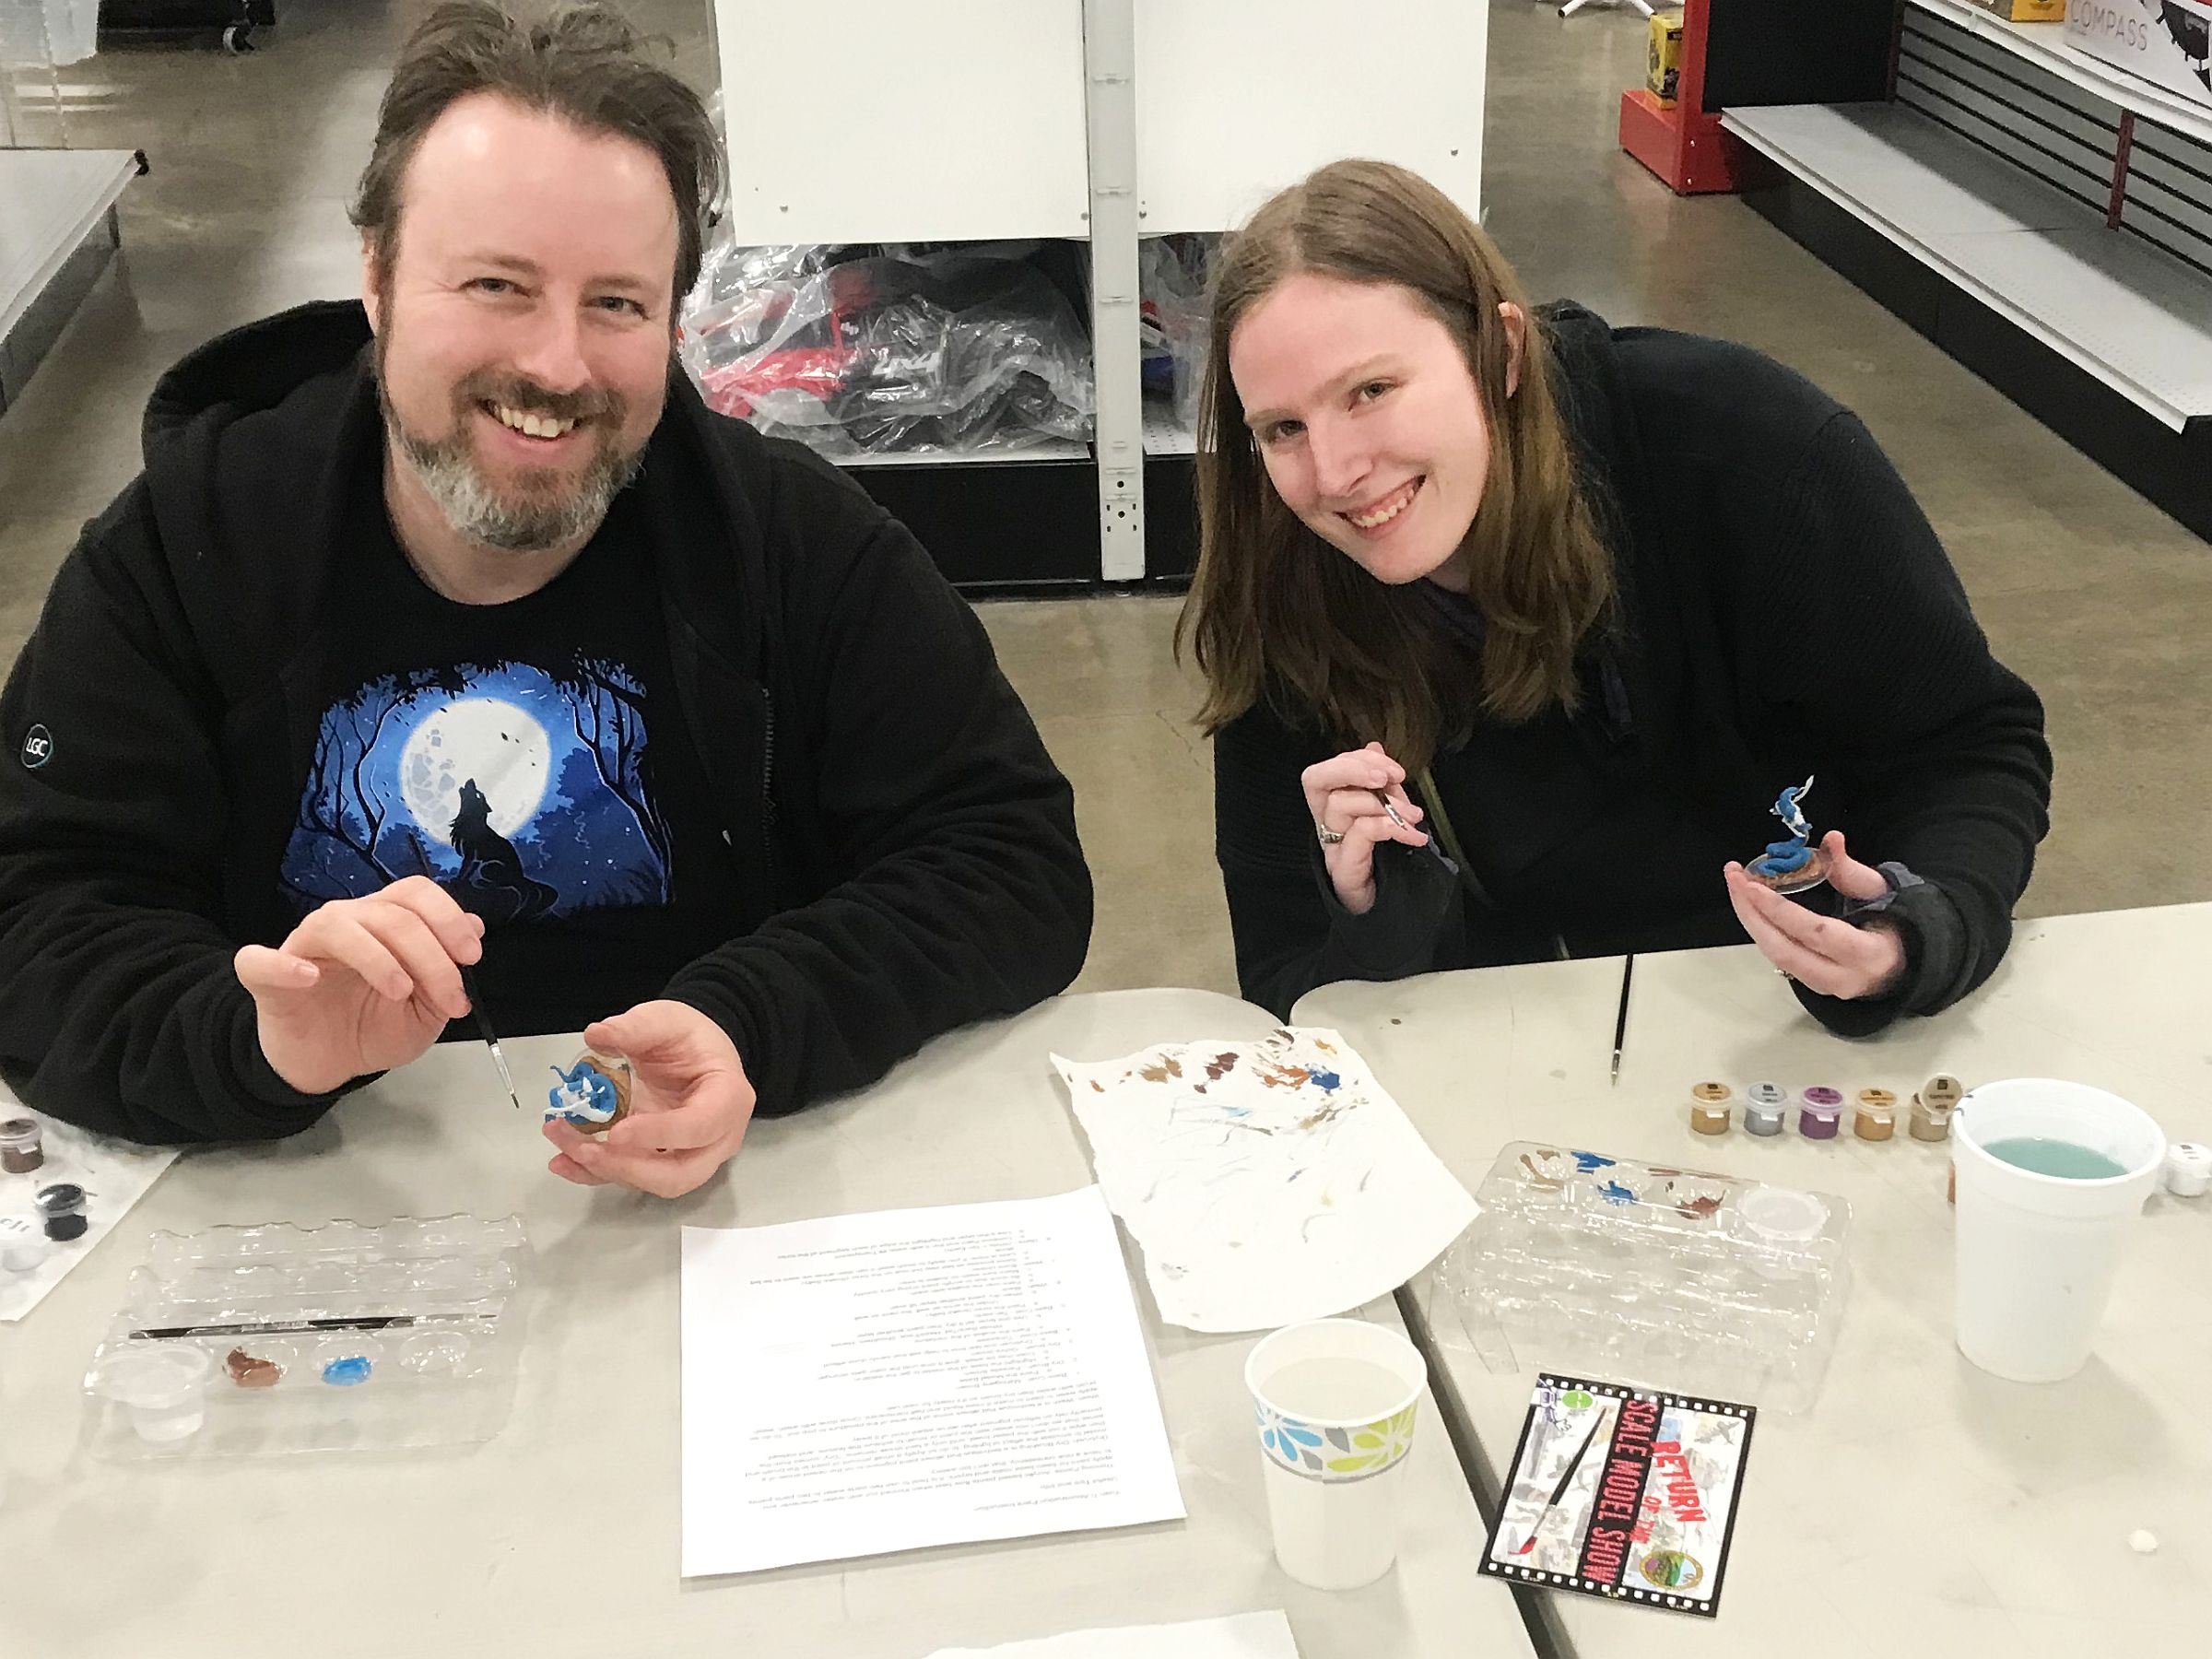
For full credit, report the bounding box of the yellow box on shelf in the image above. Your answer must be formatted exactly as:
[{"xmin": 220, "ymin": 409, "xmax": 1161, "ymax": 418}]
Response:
[
  {"xmin": 1962, "ymin": 0, "xmax": 2068, "ymax": 22},
  {"xmin": 1648, "ymin": 7, "xmax": 1686, "ymax": 107}
]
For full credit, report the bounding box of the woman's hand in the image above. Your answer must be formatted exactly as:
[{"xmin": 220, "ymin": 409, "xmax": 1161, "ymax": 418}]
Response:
[
  {"xmin": 1724, "ymin": 830, "xmax": 1905, "ymax": 1000},
  {"xmin": 1300, "ymin": 742, "xmax": 1431, "ymax": 915}
]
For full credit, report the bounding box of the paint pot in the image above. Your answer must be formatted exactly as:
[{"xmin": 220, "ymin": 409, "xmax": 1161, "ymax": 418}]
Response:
[
  {"xmin": 1747, "ymin": 1081, "xmax": 1786, "ymax": 1109},
  {"xmin": 1735, "ymin": 1185, "xmax": 1830, "ymax": 1278},
  {"xmin": 1922, "ymin": 1074, "xmax": 1965, "ymax": 1112},
  {"xmin": 93, "ymin": 1344, "xmax": 215, "ymax": 1444},
  {"xmin": 1688, "ymin": 1082, "xmax": 1733, "ymax": 1135},
  {"xmin": 1744, "ymin": 1096, "xmax": 1785, "ymax": 1136},
  {"xmin": 1690, "ymin": 1100, "xmax": 1732, "ymax": 1135},
  {"xmin": 1911, "ymin": 1098, "xmax": 1955, "ymax": 1143},
  {"xmin": 1854, "ymin": 1088, "xmax": 1898, "ymax": 1141},
  {"xmin": 1799, "ymin": 1087, "xmax": 1843, "ymax": 1141},
  {"xmin": 0, "ymin": 1212, "xmax": 47, "ymax": 1272},
  {"xmin": 0, "ymin": 1117, "xmax": 42, "ymax": 1174},
  {"xmin": 2165, "ymin": 1142, "xmax": 2211, "ymax": 1198},
  {"xmin": 33, "ymin": 1182, "xmax": 87, "ymax": 1241}
]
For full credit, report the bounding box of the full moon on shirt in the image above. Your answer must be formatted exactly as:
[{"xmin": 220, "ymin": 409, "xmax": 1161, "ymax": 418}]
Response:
[{"xmin": 399, "ymin": 698, "xmax": 553, "ymax": 843}]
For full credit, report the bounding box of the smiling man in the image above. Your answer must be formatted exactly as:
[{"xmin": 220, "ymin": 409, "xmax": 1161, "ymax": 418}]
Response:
[{"xmin": 0, "ymin": 3, "xmax": 1092, "ymax": 1193}]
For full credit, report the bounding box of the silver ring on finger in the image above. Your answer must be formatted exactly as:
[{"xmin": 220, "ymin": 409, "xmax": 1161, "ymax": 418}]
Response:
[{"xmin": 1316, "ymin": 824, "xmax": 1346, "ymax": 846}]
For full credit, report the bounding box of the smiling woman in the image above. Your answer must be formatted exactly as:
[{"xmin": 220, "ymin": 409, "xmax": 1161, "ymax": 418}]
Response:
[{"xmin": 1183, "ymin": 159, "xmax": 2052, "ymax": 1041}]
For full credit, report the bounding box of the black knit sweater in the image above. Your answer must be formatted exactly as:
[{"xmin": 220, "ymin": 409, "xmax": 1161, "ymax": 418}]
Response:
[{"xmin": 1212, "ymin": 304, "xmax": 2053, "ymax": 1036}]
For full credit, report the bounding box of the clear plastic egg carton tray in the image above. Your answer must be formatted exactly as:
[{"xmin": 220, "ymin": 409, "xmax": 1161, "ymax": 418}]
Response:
[
  {"xmin": 82, "ymin": 1214, "xmax": 529, "ymax": 1458},
  {"xmin": 1418, "ymin": 1143, "xmax": 1852, "ymax": 1413}
]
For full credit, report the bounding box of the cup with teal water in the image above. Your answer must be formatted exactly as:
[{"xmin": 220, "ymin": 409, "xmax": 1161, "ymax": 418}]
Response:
[{"xmin": 1952, "ymin": 1079, "xmax": 2167, "ymax": 1382}]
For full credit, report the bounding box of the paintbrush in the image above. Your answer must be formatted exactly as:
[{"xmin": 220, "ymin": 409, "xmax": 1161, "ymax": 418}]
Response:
[
  {"xmin": 400, "ymin": 840, "xmax": 519, "ymax": 1111},
  {"xmin": 1373, "ymin": 787, "xmax": 1461, "ymax": 875},
  {"xmin": 459, "ymin": 960, "xmax": 522, "ymax": 1112},
  {"xmin": 1609, "ymin": 956, "xmax": 1634, "ymax": 1087},
  {"xmin": 1513, "ymin": 1401, "xmax": 1612, "ymax": 1556}
]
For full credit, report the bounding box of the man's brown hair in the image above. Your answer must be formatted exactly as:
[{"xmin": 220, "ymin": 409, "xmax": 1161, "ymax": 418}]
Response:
[{"xmin": 349, "ymin": 0, "xmax": 723, "ymax": 309}]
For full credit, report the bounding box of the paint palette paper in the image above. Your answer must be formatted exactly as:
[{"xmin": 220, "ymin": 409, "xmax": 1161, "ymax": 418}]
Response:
[
  {"xmin": 1052, "ymin": 1028, "xmax": 1477, "ymax": 1333},
  {"xmin": 1482, "ymin": 1373, "xmax": 1756, "ymax": 1618},
  {"xmin": 1, "ymin": 1095, "xmax": 180, "ymax": 1323}
]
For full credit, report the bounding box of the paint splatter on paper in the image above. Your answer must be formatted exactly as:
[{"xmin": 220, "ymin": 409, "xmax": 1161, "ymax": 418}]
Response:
[{"xmin": 1052, "ymin": 1028, "xmax": 1477, "ymax": 1334}]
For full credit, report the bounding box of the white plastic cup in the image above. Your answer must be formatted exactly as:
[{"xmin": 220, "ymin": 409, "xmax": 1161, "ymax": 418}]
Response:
[
  {"xmin": 1244, "ymin": 1318, "xmax": 1427, "ymax": 1591},
  {"xmin": 94, "ymin": 1344, "xmax": 215, "ymax": 1443},
  {"xmin": 1952, "ymin": 1079, "xmax": 2167, "ymax": 1383}
]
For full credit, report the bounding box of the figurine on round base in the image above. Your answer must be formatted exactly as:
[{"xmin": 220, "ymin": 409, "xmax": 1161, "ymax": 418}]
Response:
[
  {"xmin": 1745, "ymin": 774, "xmax": 1830, "ymax": 895},
  {"xmin": 544, "ymin": 1053, "xmax": 634, "ymax": 1134}
]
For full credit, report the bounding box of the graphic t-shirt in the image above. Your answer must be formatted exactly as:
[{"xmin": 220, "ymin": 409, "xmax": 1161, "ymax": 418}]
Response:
[{"xmin": 279, "ymin": 481, "xmax": 747, "ymax": 1039}]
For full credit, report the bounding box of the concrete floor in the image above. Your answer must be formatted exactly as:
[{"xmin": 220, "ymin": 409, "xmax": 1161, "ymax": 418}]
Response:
[{"xmin": 0, "ymin": 1, "xmax": 2204, "ymax": 1006}]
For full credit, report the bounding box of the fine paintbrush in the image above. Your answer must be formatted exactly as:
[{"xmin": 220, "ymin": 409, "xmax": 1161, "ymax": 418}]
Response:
[
  {"xmin": 459, "ymin": 960, "xmax": 522, "ymax": 1111},
  {"xmin": 1609, "ymin": 955, "xmax": 1635, "ymax": 1088},
  {"xmin": 1512, "ymin": 1402, "xmax": 1613, "ymax": 1557},
  {"xmin": 401, "ymin": 840, "xmax": 519, "ymax": 1112}
]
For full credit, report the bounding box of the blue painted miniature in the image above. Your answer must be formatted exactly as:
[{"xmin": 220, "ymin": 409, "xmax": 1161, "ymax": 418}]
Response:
[
  {"xmin": 545, "ymin": 1054, "xmax": 631, "ymax": 1131},
  {"xmin": 1745, "ymin": 774, "xmax": 1830, "ymax": 894}
]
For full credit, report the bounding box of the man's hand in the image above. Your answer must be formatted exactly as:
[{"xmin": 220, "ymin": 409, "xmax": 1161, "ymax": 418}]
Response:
[
  {"xmin": 1301, "ymin": 741, "xmax": 1430, "ymax": 916},
  {"xmin": 235, "ymin": 877, "xmax": 485, "ymax": 1095},
  {"xmin": 542, "ymin": 1000, "xmax": 756, "ymax": 1197},
  {"xmin": 1724, "ymin": 830, "xmax": 1906, "ymax": 1001}
]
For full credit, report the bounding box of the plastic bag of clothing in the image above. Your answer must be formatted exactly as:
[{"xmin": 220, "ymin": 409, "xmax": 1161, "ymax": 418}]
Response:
[
  {"xmin": 680, "ymin": 241, "xmax": 1094, "ymax": 459},
  {"xmin": 1139, "ymin": 234, "xmax": 1216, "ymax": 431}
]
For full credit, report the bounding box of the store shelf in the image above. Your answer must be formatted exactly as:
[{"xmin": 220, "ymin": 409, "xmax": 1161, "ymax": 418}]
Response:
[
  {"xmin": 1908, "ymin": 0, "xmax": 2212, "ymax": 147},
  {"xmin": 1141, "ymin": 394, "xmax": 1196, "ymax": 457},
  {"xmin": 1723, "ymin": 100, "xmax": 2212, "ymax": 429},
  {"xmin": 835, "ymin": 438, "xmax": 1091, "ymax": 469}
]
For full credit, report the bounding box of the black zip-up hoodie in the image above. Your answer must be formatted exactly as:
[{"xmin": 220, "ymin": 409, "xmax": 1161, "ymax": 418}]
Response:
[
  {"xmin": 1213, "ymin": 304, "xmax": 2052, "ymax": 1033},
  {"xmin": 0, "ymin": 301, "xmax": 1093, "ymax": 1143}
]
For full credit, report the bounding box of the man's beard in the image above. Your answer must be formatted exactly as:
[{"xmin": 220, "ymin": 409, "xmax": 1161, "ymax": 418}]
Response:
[{"xmin": 374, "ymin": 338, "xmax": 647, "ymax": 556}]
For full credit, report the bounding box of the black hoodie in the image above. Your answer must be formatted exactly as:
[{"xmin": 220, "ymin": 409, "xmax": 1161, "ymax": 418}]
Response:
[
  {"xmin": 0, "ymin": 301, "xmax": 1093, "ymax": 1142},
  {"xmin": 1213, "ymin": 305, "xmax": 2052, "ymax": 1032}
]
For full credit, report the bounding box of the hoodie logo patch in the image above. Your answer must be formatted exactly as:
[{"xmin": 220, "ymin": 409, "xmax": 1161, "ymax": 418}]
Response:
[{"xmin": 20, "ymin": 725, "xmax": 53, "ymax": 770}]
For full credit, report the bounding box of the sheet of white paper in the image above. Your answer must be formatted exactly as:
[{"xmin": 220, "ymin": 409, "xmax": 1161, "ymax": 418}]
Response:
[
  {"xmin": 1053, "ymin": 1028, "xmax": 1477, "ymax": 1334},
  {"xmin": 0, "ymin": 1095, "xmax": 181, "ymax": 1322},
  {"xmin": 923, "ymin": 1611, "xmax": 1301, "ymax": 1658},
  {"xmin": 680, "ymin": 1184, "xmax": 1184, "ymax": 1577}
]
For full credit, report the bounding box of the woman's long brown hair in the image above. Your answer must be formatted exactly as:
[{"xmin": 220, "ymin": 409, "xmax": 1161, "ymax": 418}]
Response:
[{"xmin": 1177, "ymin": 159, "xmax": 1614, "ymax": 772}]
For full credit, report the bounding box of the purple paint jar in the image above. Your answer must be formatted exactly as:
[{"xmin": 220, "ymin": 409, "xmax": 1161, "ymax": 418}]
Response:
[{"xmin": 1799, "ymin": 1087, "xmax": 1843, "ymax": 1141}]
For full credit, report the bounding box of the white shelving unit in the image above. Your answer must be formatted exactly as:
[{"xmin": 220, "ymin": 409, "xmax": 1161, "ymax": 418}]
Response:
[
  {"xmin": 1724, "ymin": 101, "xmax": 2212, "ymax": 430},
  {"xmin": 1908, "ymin": 0, "xmax": 2212, "ymax": 148},
  {"xmin": 710, "ymin": 0, "xmax": 1487, "ymax": 584},
  {"xmin": 0, "ymin": 147, "xmax": 137, "ymax": 413}
]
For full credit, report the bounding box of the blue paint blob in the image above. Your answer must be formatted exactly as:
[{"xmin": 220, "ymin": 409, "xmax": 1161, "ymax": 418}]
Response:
[
  {"xmin": 1571, "ymin": 1150, "xmax": 1617, "ymax": 1171},
  {"xmin": 1598, "ymin": 1180, "xmax": 1637, "ymax": 1206},
  {"xmin": 1306, "ymin": 1067, "xmax": 1342, "ymax": 1091},
  {"xmin": 322, "ymin": 1355, "xmax": 374, "ymax": 1387}
]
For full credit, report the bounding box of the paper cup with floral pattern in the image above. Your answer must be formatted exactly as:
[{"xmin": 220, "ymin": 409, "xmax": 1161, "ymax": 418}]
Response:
[{"xmin": 1244, "ymin": 1317, "xmax": 1428, "ymax": 1590}]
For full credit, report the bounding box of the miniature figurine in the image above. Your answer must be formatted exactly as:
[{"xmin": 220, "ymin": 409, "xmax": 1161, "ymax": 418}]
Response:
[
  {"xmin": 1744, "ymin": 774, "xmax": 1830, "ymax": 894},
  {"xmin": 544, "ymin": 1053, "xmax": 633, "ymax": 1133}
]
